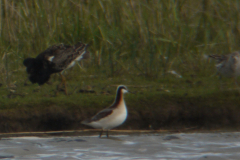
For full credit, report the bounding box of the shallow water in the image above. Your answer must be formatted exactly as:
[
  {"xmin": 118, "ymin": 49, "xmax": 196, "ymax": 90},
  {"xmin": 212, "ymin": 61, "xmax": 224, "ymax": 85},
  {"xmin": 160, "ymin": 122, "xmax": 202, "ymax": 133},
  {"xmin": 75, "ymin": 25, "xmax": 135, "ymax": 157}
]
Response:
[{"xmin": 0, "ymin": 132, "xmax": 240, "ymax": 160}]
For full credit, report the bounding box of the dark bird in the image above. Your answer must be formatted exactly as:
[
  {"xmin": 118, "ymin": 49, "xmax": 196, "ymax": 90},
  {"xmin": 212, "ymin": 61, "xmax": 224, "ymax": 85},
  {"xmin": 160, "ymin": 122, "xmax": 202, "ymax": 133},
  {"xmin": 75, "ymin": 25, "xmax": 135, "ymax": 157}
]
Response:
[{"xmin": 23, "ymin": 42, "xmax": 90, "ymax": 95}]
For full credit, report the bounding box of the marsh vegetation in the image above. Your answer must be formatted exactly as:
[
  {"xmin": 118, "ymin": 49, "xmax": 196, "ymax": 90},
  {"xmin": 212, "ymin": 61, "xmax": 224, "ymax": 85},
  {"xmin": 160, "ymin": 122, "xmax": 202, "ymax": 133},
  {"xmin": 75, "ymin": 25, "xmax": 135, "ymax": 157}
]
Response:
[{"xmin": 0, "ymin": 0, "xmax": 239, "ymax": 132}]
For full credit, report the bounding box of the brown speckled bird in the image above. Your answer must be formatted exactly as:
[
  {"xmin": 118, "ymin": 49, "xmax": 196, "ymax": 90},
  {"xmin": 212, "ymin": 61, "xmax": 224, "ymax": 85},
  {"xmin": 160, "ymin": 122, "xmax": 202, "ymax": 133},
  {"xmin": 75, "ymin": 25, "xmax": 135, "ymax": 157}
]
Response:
[
  {"xmin": 209, "ymin": 52, "xmax": 240, "ymax": 86},
  {"xmin": 23, "ymin": 42, "xmax": 90, "ymax": 94}
]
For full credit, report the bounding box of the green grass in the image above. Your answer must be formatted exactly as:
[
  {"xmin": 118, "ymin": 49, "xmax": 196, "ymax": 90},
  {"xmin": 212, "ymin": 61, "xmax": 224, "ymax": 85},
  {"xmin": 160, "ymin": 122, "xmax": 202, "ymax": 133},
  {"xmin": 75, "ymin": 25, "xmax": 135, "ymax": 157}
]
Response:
[
  {"xmin": 0, "ymin": 0, "xmax": 239, "ymax": 131},
  {"xmin": 0, "ymin": 0, "xmax": 239, "ymax": 82}
]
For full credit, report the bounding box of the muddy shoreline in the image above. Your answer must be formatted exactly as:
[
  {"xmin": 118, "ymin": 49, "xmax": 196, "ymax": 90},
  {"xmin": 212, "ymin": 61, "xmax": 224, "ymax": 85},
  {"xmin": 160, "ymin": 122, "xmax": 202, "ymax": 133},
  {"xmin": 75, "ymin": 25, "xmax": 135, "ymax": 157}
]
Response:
[
  {"xmin": 1, "ymin": 90, "xmax": 240, "ymax": 134},
  {"xmin": 0, "ymin": 128, "xmax": 239, "ymax": 139}
]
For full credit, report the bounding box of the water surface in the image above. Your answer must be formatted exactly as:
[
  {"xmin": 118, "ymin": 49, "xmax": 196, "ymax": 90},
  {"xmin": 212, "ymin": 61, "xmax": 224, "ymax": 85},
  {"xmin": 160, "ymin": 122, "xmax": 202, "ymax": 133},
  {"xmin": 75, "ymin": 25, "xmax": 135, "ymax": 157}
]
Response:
[{"xmin": 0, "ymin": 132, "xmax": 240, "ymax": 159}]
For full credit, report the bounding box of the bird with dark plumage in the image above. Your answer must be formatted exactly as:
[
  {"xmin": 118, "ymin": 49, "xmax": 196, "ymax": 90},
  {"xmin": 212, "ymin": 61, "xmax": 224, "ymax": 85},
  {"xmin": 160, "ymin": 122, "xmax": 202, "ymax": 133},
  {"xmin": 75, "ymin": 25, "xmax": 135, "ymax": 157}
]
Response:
[{"xmin": 23, "ymin": 42, "xmax": 90, "ymax": 95}]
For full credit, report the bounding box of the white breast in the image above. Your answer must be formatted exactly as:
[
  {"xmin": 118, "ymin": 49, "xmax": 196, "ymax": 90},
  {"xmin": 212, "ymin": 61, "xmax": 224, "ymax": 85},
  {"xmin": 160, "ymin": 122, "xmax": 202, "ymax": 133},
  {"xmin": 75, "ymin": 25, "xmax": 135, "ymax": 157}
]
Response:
[
  {"xmin": 75, "ymin": 52, "xmax": 85, "ymax": 61},
  {"xmin": 65, "ymin": 53, "xmax": 84, "ymax": 70},
  {"xmin": 88, "ymin": 102, "xmax": 128, "ymax": 130},
  {"xmin": 66, "ymin": 61, "xmax": 76, "ymax": 70}
]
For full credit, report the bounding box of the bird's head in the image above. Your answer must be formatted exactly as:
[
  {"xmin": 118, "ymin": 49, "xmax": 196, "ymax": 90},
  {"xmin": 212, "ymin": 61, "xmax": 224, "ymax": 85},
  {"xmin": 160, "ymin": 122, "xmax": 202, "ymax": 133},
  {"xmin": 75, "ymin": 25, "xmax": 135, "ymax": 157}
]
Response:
[{"xmin": 117, "ymin": 85, "xmax": 129, "ymax": 94}]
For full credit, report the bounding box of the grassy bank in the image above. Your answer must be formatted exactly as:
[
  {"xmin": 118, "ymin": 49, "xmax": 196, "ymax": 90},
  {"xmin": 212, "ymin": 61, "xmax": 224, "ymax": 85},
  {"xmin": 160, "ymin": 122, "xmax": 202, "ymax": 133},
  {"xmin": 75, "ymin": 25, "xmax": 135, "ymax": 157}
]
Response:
[
  {"xmin": 0, "ymin": 75, "xmax": 240, "ymax": 132},
  {"xmin": 0, "ymin": 0, "xmax": 239, "ymax": 132}
]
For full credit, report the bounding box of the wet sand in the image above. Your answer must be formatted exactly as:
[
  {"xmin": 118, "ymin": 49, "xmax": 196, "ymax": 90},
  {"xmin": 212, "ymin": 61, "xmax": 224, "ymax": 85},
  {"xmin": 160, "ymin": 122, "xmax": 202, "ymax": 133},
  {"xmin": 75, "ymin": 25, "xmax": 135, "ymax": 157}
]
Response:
[{"xmin": 0, "ymin": 132, "xmax": 240, "ymax": 159}]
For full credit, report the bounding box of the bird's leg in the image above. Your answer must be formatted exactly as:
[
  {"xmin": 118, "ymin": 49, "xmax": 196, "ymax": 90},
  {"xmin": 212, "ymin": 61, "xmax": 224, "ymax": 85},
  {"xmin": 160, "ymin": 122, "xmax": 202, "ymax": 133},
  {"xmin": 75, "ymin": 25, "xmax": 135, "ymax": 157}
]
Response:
[
  {"xmin": 99, "ymin": 130, "xmax": 103, "ymax": 138},
  {"xmin": 56, "ymin": 73, "xmax": 68, "ymax": 95},
  {"xmin": 61, "ymin": 74, "xmax": 68, "ymax": 95},
  {"xmin": 106, "ymin": 130, "xmax": 109, "ymax": 138},
  {"xmin": 56, "ymin": 73, "xmax": 62, "ymax": 95}
]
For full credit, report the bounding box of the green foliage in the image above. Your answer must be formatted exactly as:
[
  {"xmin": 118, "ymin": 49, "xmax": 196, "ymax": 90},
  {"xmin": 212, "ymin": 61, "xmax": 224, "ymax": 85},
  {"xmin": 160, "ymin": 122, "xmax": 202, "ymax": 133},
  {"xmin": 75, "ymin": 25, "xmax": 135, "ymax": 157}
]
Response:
[{"xmin": 0, "ymin": 0, "xmax": 238, "ymax": 107}]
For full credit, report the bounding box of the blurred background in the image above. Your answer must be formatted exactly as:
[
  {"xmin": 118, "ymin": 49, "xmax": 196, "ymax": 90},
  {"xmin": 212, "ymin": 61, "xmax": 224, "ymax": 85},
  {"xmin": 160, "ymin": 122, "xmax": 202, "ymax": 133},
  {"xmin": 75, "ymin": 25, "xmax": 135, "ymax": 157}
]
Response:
[
  {"xmin": 0, "ymin": 0, "xmax": 240, "ymax": 132},
  {"xmin": 1, "ymin": 0, "xmax": 240, "ymax": 86}
]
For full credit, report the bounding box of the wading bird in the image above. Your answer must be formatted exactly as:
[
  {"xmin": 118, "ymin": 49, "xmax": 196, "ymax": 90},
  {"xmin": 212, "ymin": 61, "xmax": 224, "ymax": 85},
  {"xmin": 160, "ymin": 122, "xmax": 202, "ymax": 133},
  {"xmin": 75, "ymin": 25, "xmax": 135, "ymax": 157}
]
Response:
[
  {"xmin": 81, "ymin": 85, "xmax": 129, "ymax": 138},
  {"xmin": 209, "ymin": 51, "xmax": 240, "ymax": 86},
  {"xmin": 23, "ymin": 42, "xmax": 89, "ymax": 95}
]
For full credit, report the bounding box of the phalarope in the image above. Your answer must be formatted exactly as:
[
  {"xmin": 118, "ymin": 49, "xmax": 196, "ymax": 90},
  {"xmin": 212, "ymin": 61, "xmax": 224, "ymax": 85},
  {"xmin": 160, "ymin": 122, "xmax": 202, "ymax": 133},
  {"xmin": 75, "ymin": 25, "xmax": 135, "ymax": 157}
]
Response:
[
  {"xmin": 209, "ymin": 52, "xmax": 240, "ymax": 86},
  {"xmin": 23, "ymin": 42, "xmax": 89, "ymax": 95},
  {"xmin": 81, "ymin": 85, "xmax": 129, "ymax": 138}
]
